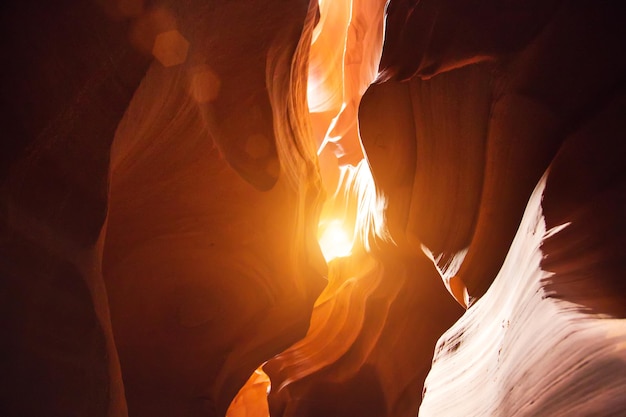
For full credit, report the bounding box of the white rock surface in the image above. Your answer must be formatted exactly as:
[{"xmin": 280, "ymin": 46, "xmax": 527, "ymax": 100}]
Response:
[{"xmin": 420, "ymin": 176, "xmax": 626, "ymax": 416}]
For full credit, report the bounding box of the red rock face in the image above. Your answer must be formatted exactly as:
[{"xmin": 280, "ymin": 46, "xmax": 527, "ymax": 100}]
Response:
[
  {"xmin": 2, "ymin": 1, "xmax": 625, "ymax": 417},
  {"xmin": 104, "ymin": 54, "xmax": 324, "ymax": 417},
  {"xmin": 103, "ymin": 1, "xmax": 328, "ymax": 416},
  {"xmin": 360, "ymin": 1, "xmax": 626, "ymax": 415},
  {"xmin": 1, "ymin": 2, "xmax": 149, "ymax": 415},
  {"xmin": 2, "ymin": 1, "xmax": 324, "ymax": 416}
]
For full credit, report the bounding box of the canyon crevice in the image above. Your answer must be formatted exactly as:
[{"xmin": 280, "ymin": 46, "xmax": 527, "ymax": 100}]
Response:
[{"xmin": 1, "ymin": 1, "xmax": 625, "ymax": 416}]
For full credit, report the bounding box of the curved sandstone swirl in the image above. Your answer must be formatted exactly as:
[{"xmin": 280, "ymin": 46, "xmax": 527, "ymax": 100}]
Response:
[
  {"xmin": 362, "ymin": 0, "xmax": 626, "ymax": 415},
  {"xmin": 265, "ymin": 245, "xmax": 462, "ymax": 417},
  {"xmin": 420, "ymin": 176, "xmax": 626, "ymax": 416},
  {"xmin": 2, "ymin": 1, "xmax": 326, "ymax": 417},
  {"xmin": 2, "ymin": 0, "xmax": 626, "ymax": 416},
  {"xmin": 372, "ymin": 0, "xmax": 626, "ymax": 308},
  {"xmin": 103, "ymin": 1, "xmax": 326, "ymax": 416},
  {"xmin": 245, "ymin": 0, "xmax": 626, "ymax": 416},
  {"xmin": 255, "ymin": 1, "xmax": 626, "ymax": 415},
  {"xmin": 264, "ymin": 160, "xmax": 461, "ymax": 416}
]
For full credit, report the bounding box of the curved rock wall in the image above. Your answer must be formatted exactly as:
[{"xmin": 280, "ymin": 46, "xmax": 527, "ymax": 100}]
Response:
[
  {"xmin": 363, "ymin": 0, "xmax": 626, "ymax": 415},
  {"xmin": 1, "ymin": 2, "xmax": 149, "ymax": 415},
  {"xmin": 103, "ymin": 1, "xmax": 325, "ymax": 416},
  {"xmin": 420, "ymin": 176, "xmax": 626, "ymax": 416},
  {"xmin": 2, "ymin": 1, "xmax": 625, "ymax": 416}
]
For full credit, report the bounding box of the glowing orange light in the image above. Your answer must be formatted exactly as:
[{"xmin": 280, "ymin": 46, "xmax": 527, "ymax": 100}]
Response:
[
  {"xmin": 226, "ymin": 367, "xmax": 271, "ymax": 417},
  {"xmin": 226, "ymin": 0, "xmax": 389, "ymax": 414},
  {"xmin": 318, "ymin": 220, "xmax": 354, "ymax": 262}
]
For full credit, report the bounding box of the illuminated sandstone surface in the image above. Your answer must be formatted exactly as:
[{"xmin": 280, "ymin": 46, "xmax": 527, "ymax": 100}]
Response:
[
  {"xmin": 105, "ymin": 1, "xmax": 325, "ymax": 416},
  {"xmin": 263, "ymin": 3, "xmax": 463, "ymax": 415},
  {"xmin": 3, "ymin": 1, "xmax": 325, "ymax": 416},
  {"xmin": 363, "ymin": 1, "xmax": 626, "ymax": 416},
  {"xmin": 420, "ymin": 177, "xmax": 626, "ymax": 416},
  {"xmin": 1, "ymin": 1, "xmax": 625, "ymax": 417}
]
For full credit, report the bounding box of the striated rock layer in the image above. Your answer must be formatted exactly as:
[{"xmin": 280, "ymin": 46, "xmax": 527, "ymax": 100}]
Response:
[
  {"xmin": 2, "ymin": 0, "xmax": 626, "ymax": 416},
  {"xmin": 421, "ymin": 176, "xmax": 626, "ymax": 416},
  {"xmin": 367, "ymin": 0, "xmax": 626, "ymax": 415},
  {"xmin": 229, "ymin": 1, "xmax": 626, "ymax": 413},
  {"xmin": 3, "ymin": 1, "xmax": 326, "ymax": 416},
  {"xmin": 103, "ymin": 1, "xmax": 326, "ymax": 416}
]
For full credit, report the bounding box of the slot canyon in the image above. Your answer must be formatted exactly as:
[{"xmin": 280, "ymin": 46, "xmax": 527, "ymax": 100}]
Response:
[{"xmin": 1, "ymin": 0, "xmax": 625, "ymax": 416}]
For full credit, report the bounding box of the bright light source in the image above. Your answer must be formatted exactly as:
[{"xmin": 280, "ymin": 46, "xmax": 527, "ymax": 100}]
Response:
[{"xmin": 318, "ymin": 220, "xmax": 353, "ymax": 262}]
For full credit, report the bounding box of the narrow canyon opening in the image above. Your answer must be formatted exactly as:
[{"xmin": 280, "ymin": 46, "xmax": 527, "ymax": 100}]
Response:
[{"xmin": 2, "ymin": 1, "xmax": 625, "ymax": 417}]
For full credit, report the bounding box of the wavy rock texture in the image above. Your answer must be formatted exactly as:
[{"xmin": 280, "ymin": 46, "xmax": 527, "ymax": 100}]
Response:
[
  {"xmin": 103, "ymin": 1, "xmax": 326, "ymax": 416},
  {"xmin": 227, "ymin": 2, "xmax": 626, "ymax": 415},
  {"xmin": 374, "ymin": 0, "xmax": 626, "ymax": 306},
  {"xmin": 2, "ymin": 1, "xmax": 325, "ymax": 417},
  {"xmin": 265, "ymin": 244, "xmax": 462, "ymax": 417},
  {"xmin": 420, "ymin": 177, "xmax": 626, "ymax": 416},
  {"xmin": 365, "ymin": 0, "xmax": 626, "ymax": 415},
  {"xmin": 264, "ymin": 1, "xmax": 464, "ymax": 416},
  {"xmin": 311, "ymin": 0, "xmax": 387, "ymax": 181},
  {"xmin": 2, "ymin": 0, "xmax": 626, "ymax": 416}
]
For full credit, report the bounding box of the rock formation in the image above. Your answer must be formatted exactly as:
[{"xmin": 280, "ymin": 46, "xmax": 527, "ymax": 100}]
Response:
[{"xmin": 1, "ymin": 1, "xmax": 625, "ymax": 416}]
